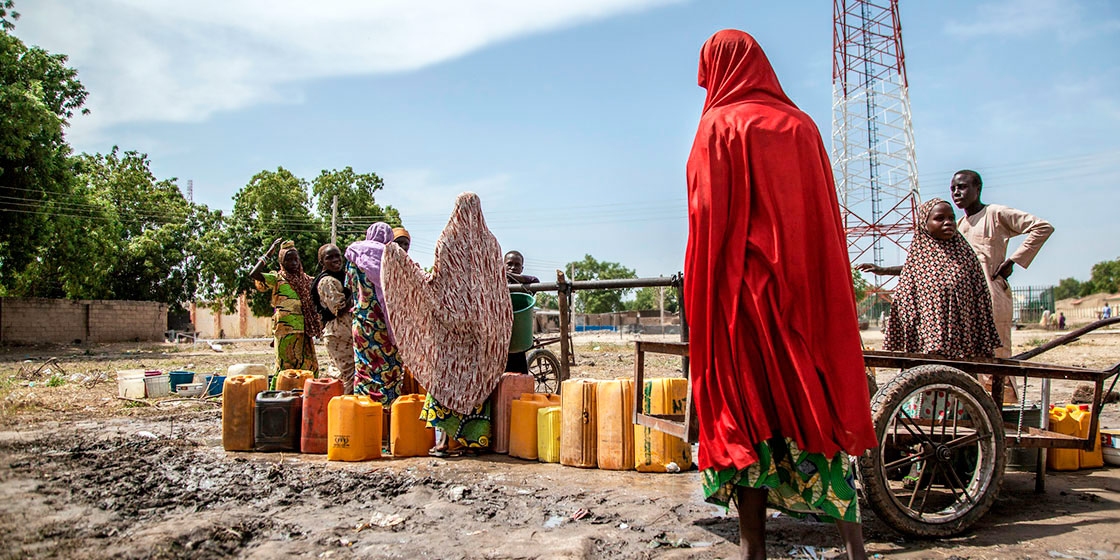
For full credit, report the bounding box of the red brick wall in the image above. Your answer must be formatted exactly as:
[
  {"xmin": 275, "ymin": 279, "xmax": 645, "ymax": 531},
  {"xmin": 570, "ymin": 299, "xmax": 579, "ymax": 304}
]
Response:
[{"xmin": 0, "ymin": 297, "xmax": 168, "ymax": 344}]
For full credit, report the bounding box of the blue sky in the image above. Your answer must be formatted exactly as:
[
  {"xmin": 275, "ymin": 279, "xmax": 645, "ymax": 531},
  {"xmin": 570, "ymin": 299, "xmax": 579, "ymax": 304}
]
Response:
[{"xmin": 15, "ymin": 0, "xmax": 1120, "ymax": 286}]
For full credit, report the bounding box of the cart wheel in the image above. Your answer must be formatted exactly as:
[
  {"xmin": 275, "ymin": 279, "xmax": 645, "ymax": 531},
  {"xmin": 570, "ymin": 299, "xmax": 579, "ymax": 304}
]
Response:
[
  {"xmin": 858, "ymin": 364, "xmax": 1006, "ymax": 537},
  {"xmin": 527, "ymin": 349, "xmax": 561, "ymax": 394}
]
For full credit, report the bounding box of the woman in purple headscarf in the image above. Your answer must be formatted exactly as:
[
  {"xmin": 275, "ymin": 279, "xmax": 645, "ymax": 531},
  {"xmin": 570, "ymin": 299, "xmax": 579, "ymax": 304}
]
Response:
[{"xmin": 345, "ymin": 222, "xmax": 408, "ymax": 403}]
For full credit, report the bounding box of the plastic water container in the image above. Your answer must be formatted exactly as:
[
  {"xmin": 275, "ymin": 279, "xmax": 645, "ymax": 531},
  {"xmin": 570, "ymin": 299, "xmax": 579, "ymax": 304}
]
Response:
[
  {"xmin": 509, "ymin": 393, "xmax": 561, "ymax": 460},
  {"xmin": 490, "ymin": 373, "xmax": 535, "ymax": 454},
  {"xmin": 116, "ymin": 370, "xmax": 147, "ymax": 398},
  {"xmin": 509, "ymin": 292, "xmax": 535, "ymax": 353},
  {"xmin": 1046, "ymin": 406, "xmax": 1080, "ymax": 471},
  {"xmin": 390, "ymin": 393, "xmax": 435, "ymax": 457},
  {"xmin": 1102, "ymin": 429, "xmax": 1120, "ymax": 467},
  {"xmin": 596, "ymin": 379, "xmax": 635, "ymax": 470},
  {"xmin": 537, "ymin": 405, "xmax": 562, "ymax": 463},
  {"xmin": 328, "ymin": 395, "xmax": 383, "ymax": 461},
  {"xmin": 301, "ymin": 378, "xmax": 343, "ymax": 454},
  {"xmin": 1067, "ymin": 405, "xmax": 1103, "ymax": 469},
  {"xmin": 255, "ymin": 390, "xmax": 303, "ymax": 451},
  {"xmin": 204, "ymin": 375, "xmax": 226, "ymax": 396},
  {"xmin": 228, "ymin": 363, "xmax": 269, "ymax": 377},
  {"xmin": 143, "ymin": 374, "xmax": 170, "ymax": 398},
  {"xmin": 560, "ymin": 379, "xmax": 598, "ymax": 468},
  {"xmin": 635, "ymin": 378, "xmax": 692, "ymax": 472},
  {"xmin": 222, "ymin": 375, "xmax": 268, "ymax": 451},
  {"xmin": 277, "ymin": 369, "xmax": 314, "ymax": 392},
  {"xmin": 168, "ymin": 371, "xmax": 195, "ymax": 392}
]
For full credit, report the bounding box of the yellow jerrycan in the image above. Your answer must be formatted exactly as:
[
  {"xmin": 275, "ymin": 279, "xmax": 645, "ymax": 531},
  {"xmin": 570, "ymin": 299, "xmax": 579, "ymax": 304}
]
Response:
[
  {"xmin": 328, "ymin": 395, "xmax": 383, "ymax": 461},
  {"xmin": 1047, "ymin": 406, "xmax": 1080, "ymax": 471},
  {"xmin": 276, "ymin": 369, "xmax": 314, "ymax": 392},
  {"xmin": 635, "ymin": 378, "xmax": 692, "ymax": 472},
  {"xmin": 1067, "ymin": 405, "xmax": 1103, "ymax": 469},
  {"xmin": 596, "ymin": 379, "xmax": 635, "ymax": 470},
  {"xmin": 560, "ymin": 379, "xmax": 598, "ymax": 468},
  {"xmin": 510, "ymin": 393, "xmax": 560, "ymax": 460},
  {"xmin": 537, "ymin": 405, "xmax": 563, "ymax": 463},
  {"xmin": 222, "ymin": 375, "xmax": 268, "ymax": 451},
  {"xmin": 390, "ymin": 393, "xmax": 435, "ymax": 458}
]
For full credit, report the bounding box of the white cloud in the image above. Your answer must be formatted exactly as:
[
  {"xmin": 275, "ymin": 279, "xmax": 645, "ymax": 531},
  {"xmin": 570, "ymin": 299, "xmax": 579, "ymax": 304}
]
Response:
[
  {"xmin": 944, "ymin": 0, "xmax": 1120, "ymax": 41},
  {"xmin": 14, "ymin": 0, "xmax": 680, "ymax": 143}
]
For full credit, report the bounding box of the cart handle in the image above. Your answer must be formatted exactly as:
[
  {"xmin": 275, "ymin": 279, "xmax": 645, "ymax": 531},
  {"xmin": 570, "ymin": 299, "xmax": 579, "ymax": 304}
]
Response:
[{"xmin": 1011, "ymin": 317, "xmax": 1120, "ymax": 361}]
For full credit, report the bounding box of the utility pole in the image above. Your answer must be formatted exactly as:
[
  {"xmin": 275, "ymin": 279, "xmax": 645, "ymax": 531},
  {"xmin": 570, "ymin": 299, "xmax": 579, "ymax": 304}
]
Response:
[
  {"xmin": 569, "ymin": 263, "xmax": 576, "ymax": 313},
  {"xmin": 659, "ymin": 285, "xmax": 665, "ymax": 327},
  {"xmin": 330, "ymin": 195, "xmax": 338, "ymax": 246}
]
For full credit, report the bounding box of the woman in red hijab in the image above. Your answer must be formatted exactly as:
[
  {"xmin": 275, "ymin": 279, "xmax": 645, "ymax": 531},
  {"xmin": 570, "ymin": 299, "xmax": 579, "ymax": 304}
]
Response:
[{"xmin": 685, "ymin": 30, "xmax": 877, "ymax": 559}]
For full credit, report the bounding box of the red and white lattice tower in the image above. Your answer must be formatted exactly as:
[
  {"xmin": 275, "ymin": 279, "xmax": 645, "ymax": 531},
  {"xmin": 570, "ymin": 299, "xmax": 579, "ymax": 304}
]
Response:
[{"xmin": 832, "ymin": 0, "xmax": 919, "ymax": 317}]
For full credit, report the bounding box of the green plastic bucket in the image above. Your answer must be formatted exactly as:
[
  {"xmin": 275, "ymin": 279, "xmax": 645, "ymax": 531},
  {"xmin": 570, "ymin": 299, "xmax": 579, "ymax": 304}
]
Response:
[{"xmin": 509, "ymin": 292, "xmax": 536, "ymax": 354}]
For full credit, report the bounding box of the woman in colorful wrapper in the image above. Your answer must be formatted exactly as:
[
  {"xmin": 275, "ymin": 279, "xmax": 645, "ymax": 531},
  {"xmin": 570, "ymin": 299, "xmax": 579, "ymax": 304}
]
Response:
[
  {"xmin": 344, "ymin": 223, "xmax": 409, "ymax": 404},
  {"xmin": 249, "ymin": 239, "xmax": 321, "ymax": 375},
  {"xmin": 684, "ymin": 31, "xmax": 877, "ymax": 560}
]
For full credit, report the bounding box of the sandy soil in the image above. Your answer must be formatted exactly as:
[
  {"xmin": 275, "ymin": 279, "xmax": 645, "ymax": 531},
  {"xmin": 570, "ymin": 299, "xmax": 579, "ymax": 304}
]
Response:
[{"xmin": 0, "ymin": 329, "xmax": 1117, "ymax": 559}]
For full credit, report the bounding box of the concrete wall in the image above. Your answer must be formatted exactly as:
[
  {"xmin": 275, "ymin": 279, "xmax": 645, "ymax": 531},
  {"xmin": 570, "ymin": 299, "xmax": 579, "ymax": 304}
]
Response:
[
  {"xmin": 0, "ymin": 297, "xmax": 168, "ymax": 344},
  {"xmin": 191, "ymin": 293, "xmax": 272, "ymax": 339}
]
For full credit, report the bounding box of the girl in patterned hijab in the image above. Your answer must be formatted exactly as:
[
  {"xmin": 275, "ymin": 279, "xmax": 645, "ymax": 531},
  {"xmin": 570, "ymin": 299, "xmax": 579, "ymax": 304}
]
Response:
[{"xmin": 883, "ymin": 198, "xmax": 1001, "ymax": 358}]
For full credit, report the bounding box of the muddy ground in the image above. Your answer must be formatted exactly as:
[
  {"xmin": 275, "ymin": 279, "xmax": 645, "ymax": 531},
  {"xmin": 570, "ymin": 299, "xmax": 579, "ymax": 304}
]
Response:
[{"xmin": 0, "ymin": 328, "xmax": 1118, "ymax": 559}]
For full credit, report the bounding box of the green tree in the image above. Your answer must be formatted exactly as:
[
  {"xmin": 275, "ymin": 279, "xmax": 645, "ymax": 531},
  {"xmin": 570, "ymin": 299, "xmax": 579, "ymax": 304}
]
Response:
[
  {"xmin": 852, "ymin": 268, "xmax": 872, "ymax": 303},
  {"xmin": 567, "ymin": 254, "xmax": 636, "ymax": 313},
  {"xmin": 535, "ymin": 292, "xmax": 559, "ymax": 310},
  {"xmin": 625, "ymin": 284, "xmax": 678, "ymax": 313},
  {"xmin": 230, "ymin": 167, "xmax": 327, "ymax": 315},
  {"xmin": 0, "ymin": 23, "xmax": 89, "ymax": 292},
  {"xmin": 76, "ymin": 148, "xmax": 203, "ymax": 307},
  {"xmin": 1054, "ymin": 277, "xmax": 1084, "ymax": 301},
  {"xmin": 1087, "ymin": 257, "xmax": 1120, "ymax": 295},
  {"xmin": 310, "ymin": 166, "xmax": 401, "ymax": 248},
  {"xmin": 1, "ymin": 1, "xmax": 18, "ymax": 31}
]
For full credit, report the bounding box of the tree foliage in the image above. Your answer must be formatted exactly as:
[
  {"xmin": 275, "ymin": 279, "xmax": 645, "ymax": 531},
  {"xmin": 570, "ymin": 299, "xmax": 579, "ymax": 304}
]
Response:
[
  {"xmin": 0, "ymin": 25, "xmax": 89, "ymax": 290},
  {"xmin": 311, "ymin": 166, "xmax": 401, "ymax": 248},
  {"xmin": 625, "ymin": 284, "xmax": 678, "ymax": 313},
  {"xmin": 1052, "ymin": 257, "xmax": 1120, "ymax": 300},
  {"xmin": 567, "ymin": 254, "xmax": 636, "ymax": 314}
]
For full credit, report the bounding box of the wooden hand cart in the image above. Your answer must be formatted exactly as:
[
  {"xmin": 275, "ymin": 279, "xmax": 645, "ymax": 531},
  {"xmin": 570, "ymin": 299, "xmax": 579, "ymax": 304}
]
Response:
[{"xmin": 630, "ymin": 317, "xmax": 1120, "ymax": 538}]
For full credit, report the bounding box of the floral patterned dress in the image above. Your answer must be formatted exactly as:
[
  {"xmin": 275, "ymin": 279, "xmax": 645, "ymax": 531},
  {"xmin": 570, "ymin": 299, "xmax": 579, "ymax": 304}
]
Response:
[
  {"xmin": 254, "ymin": 272, "xmax": 318, "ymax": 375},
  {"xmin": 345, "ymin": 262, "xmax": 405, "ymax": 404}
]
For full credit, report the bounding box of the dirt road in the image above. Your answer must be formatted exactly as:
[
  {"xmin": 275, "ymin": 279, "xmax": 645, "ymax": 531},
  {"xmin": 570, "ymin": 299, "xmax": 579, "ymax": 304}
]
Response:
[{"xmin": 0, "ymin": 329, "xmax": 1118, "ymax": 559}]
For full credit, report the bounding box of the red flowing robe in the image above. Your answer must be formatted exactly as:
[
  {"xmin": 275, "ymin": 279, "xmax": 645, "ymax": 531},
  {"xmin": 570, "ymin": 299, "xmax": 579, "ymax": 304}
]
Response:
[{"xmin": 685, "ymin": 30, "xmax": 877, "ymax": 473}]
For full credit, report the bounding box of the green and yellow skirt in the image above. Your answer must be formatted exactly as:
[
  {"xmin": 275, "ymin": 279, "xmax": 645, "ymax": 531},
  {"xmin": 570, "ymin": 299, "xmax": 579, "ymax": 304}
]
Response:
[
  {"xmin": 702, "ymin": 437, "xmax": 860, "ymax": 524},
  {"xmin": 420, "ymin": 395, "xmax": 492, "ymax": 448}
]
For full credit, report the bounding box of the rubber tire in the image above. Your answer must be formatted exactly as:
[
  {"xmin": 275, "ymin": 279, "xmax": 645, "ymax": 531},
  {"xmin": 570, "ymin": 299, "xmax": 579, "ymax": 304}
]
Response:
[
  {"xmin": 859, "ymin": 364, "xmax": 1006, "ymax": 538},
  {"xmin": 527, "ymin": 349, "xmax": 561, "ymax": 394}
]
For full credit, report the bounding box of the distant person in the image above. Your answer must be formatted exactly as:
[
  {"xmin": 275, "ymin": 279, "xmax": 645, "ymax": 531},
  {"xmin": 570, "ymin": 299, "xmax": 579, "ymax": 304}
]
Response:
[
  {"xmin": 249, "ymin": 239, "xmax": 321, "ymax": 376},
  {"xmin": 950, "ymin": 170, "xmax": 1053, "ymax": 358},
  {"xmin": 504, "ymin": 250, "xmax": 539, "ymax": 375},
  {"xmin": 859, "ymin": 199, "xmax": 1001, "ymax": 358},
  {"xmin": 1104, "ymin": 302, "xmax": 1113, "ymax": 320},
  {"xmin": 684, "ymin": 30, "xmax": 876, "ymax": 560},
  {"xmin": 1041, "ymin": 309, "xmax": 1051, "ymax": 330},
  {"xmin": 1059, "ymin": 312, "xmax": 1066, "ymax": 330},
  {"xmin": 345, "ymin": 223, "xmax": 409, "ymax": 403},
  {"xmin": 392, "ymin": 227, "xmax": 411, "ymax": 253},
  {"xmin": 312, "ymin": 243, "xmax": 356, "ymax": 393}
]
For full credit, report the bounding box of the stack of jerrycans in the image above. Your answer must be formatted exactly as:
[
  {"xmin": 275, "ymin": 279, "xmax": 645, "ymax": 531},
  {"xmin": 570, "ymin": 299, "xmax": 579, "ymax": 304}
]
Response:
[{"xmin": 509, "ymin": 393, "xmax": 560, "ymax": 460}]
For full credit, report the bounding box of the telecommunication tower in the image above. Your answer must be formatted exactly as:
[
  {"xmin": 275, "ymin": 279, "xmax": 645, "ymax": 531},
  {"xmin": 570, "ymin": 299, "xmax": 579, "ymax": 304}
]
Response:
[{"xmin": 831, "ymin": 0, "xmax": 919, "ymax": 314}]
